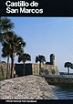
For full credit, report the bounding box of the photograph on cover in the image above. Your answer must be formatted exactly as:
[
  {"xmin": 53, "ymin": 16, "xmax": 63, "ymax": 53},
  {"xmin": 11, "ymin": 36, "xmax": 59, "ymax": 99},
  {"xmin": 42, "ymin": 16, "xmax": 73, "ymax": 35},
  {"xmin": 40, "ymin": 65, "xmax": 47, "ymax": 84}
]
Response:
[{"xmin": 0, "ymin": 17, "xmax": 73, "ymax": 100}]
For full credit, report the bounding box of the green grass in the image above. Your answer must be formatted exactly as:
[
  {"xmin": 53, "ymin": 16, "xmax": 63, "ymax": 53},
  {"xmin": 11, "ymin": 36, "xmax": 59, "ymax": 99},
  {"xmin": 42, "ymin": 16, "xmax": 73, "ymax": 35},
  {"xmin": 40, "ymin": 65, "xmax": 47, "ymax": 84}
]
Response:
[{"xmin": 0, "ymin": 78, "xmax": 6, "ymax": 81}]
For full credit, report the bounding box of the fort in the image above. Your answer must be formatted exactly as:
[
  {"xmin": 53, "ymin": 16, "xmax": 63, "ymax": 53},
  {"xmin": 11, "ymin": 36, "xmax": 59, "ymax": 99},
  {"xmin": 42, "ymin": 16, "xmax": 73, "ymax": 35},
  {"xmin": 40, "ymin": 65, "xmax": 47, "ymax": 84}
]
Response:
[{"xmin": 0, "ymin": 54, "xmax": 60, "ymax": 78}]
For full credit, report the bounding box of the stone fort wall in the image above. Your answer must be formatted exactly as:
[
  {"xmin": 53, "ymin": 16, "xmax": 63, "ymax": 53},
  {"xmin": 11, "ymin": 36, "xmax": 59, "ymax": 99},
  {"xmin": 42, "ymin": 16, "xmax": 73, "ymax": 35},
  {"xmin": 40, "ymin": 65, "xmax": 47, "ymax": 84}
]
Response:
[
  {"xmin": 32, "ymin": 64, "xmax": 60, "ymax": 75},
  {"xmin": 0, "ymin": 63, "xmax": 11, "ymax": 78},
  {"xmin": 0, "ymin": 63, "xmax": 60, "ymax": 78}
]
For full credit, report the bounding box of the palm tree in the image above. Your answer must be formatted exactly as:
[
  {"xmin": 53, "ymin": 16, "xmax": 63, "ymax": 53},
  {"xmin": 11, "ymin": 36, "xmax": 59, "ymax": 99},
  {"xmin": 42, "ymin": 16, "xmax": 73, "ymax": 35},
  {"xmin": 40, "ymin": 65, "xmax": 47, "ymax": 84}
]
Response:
[
  {"xmin": 64, "ymin": 62, "xmax": 72, "ymax": 74},
  {"xmin": 0, "ymin": 17, "xmax": 14, "ymax": 32},
  {"xmin": 18, "ymin": 53, "xmax": 31, "ymax": 76},
  {"xmin": 0, "ymin": 17, "xmax": 14, "ymax": 57},
  {"xmin": 71, "ymin": 63, "xmax": 73, "ymax": 69},
  {"xmin": 0, "ymin": 17, "xmax": 14, "ymax": 78},
  {"xmin": 2, "ymin": 42, "xmax": 11, "ymax": 78},
  {"xmin": 35, "ymin": 55, "xmax": 46, "ymax": 74},
  {"xmin": 10, "ymin": 34, "xmax": 26, "ymax": 78},
  {"xmin": 0, "ymin": 17, "xmax": 14, "ymax": 46},
  {"xmin": 2, "ymin": 31, "xmax": 26, "ymax": 78}
]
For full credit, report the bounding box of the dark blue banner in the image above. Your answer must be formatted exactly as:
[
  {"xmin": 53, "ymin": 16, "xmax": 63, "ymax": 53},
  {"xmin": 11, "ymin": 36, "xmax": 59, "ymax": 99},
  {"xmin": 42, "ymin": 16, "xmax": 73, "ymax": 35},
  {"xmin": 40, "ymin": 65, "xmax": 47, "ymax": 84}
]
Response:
[{"xmin": 0, "ymin": 0, "xmax": 73, "ymax": 16}]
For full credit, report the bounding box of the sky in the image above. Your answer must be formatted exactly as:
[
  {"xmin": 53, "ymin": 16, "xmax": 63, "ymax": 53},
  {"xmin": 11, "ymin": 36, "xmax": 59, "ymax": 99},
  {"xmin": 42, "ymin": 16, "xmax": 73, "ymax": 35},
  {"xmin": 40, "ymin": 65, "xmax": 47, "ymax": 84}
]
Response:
[{"xmin": 1, "ymin": 17, "xmax": 73, "ymax": 73}]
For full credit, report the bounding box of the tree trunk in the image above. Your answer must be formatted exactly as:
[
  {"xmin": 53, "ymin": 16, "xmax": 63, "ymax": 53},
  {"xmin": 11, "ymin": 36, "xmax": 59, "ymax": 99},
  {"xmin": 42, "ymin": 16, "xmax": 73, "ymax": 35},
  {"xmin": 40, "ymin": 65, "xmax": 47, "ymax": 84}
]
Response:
[
  {"xmin": 6, "ymin": 56, "xmax": 9, "ymax": 79},
  {"xmin": 68, "ymin": 67, "xmax": 69, "ymax": 75},
  {"xmin": 23, "ymin": 62, "xmax": 25, "ymax": 76},
  {"xmin": 39, "ymin": 62, "xmax": 41, "ymax": 75},
  {"xmin": 11, "ymin": 52, "xmax": 14, "ymax": 78}
]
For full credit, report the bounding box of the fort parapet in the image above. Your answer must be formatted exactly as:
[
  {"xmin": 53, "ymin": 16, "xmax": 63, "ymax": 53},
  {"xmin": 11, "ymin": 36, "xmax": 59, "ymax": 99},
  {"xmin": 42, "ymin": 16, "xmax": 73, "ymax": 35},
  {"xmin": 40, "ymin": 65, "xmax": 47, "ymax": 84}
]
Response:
[
  {"xmin": 0, "ymin": 54, "xmax": 60, "ymax": 78},
  {"xmin": 15, "ymin": 63, "xmax": 60, "ymax": 76},
  {"xmin": 0, "ymin": 63, "xmax": 60, "ymax": 78}
]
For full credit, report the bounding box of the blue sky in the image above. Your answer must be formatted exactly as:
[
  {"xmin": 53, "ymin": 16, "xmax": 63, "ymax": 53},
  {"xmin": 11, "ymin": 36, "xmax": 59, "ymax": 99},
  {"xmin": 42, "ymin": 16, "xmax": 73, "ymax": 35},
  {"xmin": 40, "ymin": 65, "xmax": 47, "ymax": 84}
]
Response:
[{"xmin": 2, "ymin": 17, "xmax": 73, "ymax": 73}]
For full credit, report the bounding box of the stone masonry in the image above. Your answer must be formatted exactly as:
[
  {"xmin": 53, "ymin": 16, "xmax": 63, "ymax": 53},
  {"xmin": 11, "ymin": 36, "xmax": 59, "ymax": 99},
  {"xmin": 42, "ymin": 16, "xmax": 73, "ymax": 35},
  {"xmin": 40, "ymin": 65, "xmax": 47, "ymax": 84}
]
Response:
[
  {"xmin": 0, "ymin": 63, "xmax": 60, "ymax": 78},
  {"xmin": 0, "ymin": 54, "xmax": 59, "ymax": 78},
  {"xmin": 32, "ymin": 64, "xmax": 60, "ymax": 75},
  {"xmin": 15, "ymin": 63, "xmax": 60, "ymax": 77},
  {"xmin": 0, "ymin": 63, "xmax": 11, "ymax": 78},
  {"xmin": 0, "ymin": 75, "xmax": 58, "ymax": 99}
]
